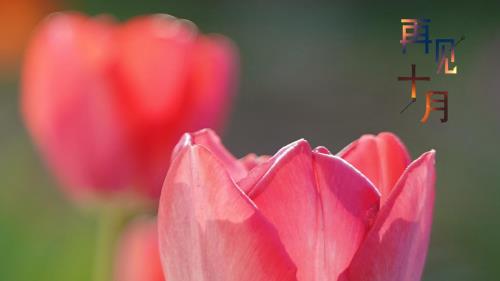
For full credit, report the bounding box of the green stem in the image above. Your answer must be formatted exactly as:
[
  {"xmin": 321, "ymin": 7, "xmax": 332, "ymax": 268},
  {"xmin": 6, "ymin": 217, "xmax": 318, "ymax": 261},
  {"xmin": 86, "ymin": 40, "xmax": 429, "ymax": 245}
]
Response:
[{"xmin": 92, "ymin": 208, "xmax": 125, "ymax": 281}]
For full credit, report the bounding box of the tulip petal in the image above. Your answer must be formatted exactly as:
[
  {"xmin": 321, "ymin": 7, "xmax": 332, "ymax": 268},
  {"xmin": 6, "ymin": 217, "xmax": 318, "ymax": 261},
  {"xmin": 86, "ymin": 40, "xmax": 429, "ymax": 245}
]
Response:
[
  {"xmin": 22, "ymin": 13, "xmax": 132, "ymax": 198},
  {"xmin": 245, "ymin": 140, "xmax": 380, "ymax": 281},
  {"xmin": 191, "ymin": 129, "xmax": 248, "ymax": 181},
  {"xmin": 239, "ymin": 153, "xmax": 270, "ymax": 171},
  {"xmin": 114, "ymin": 218, "xmax": 164, "ymax": 281},
  {"xmin": 237, "ymin": 140, "xmax": 300, "ymax": 195},
  {"xmin": 112, "ymin": 15, "xmax": 199, "ymax": 197},
  {"xmin": 115, "ymin": 14, "xmax": 197, "ymax": 122},
  {"xmin": 171, "ymin": 129, "xmax": 248, "ymax": 182},
  {"xmin": 342, "ymin": 151, "xmax": 436, "ymax": 281},
  {"xmin": 338, "ymin": 133, "xmax": 411, "ymax": 204},
  {"xmin": 158, "ymin": 144, "xmax": 297, "ymax": 281},
  {"xmin": 182, "ymin": 35, "xmax": 238, "ymax": 133}
]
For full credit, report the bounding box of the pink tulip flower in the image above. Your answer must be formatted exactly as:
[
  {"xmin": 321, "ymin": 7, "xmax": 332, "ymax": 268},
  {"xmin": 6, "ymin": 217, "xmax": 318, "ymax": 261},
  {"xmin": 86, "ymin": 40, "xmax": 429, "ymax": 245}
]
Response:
[
  {"xmin": 158, "ymin": 129, "xmax": 435, "ymax": 281},
  {"xmin": 114, "ymin": 217, "xmax": 165, "ymax": 281},
  {"xmin": 21, "ymin": 12, "xmax": 237, "ymax": 201}
]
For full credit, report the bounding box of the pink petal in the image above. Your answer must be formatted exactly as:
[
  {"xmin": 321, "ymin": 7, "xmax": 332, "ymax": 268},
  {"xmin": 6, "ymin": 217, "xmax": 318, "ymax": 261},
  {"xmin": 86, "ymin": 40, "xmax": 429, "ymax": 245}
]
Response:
[
  {"xmin": 338, "ymin": 133, "xmax": 411, "ymax": 204},
  {"xmin": 21, "ymin": 12, "xmax": 133, "ymax": 199},
  {"xmin": 114, "ymin": 14, "xmax": 197, "ymax": 122},
  {"xmin": 245, "ymin": 140, "xmax": 380, "ymax": 280},
  {"xmin": 239, "ymin": 153, "xmax": 270, "ymax": 171},
  {"xmin": 158, "ymin": 144, "xmax": 297, "ymax": 281},
  {"xmin": 313, "ymin": 146, "xmax": 332, "ymax": 155},
  {"xmin": 236, "ymin": 139, "xmax": 301, "ymax": 195},
  {"xmin": 114, "ymin": 218, "xmax": 165, "ymax": 281},
  {"xmin": 111, "ymin": 15, "xmax": 199, "ymax": 197},
  {"xmin": 171, "ymin": 129, "xmax": 248, "ymax": 182},
  {"xmin": 342, "ymin": 151, "xmax": 436, "ymax": 281},
  {"xmin": 181, "ymin": 34, "xmax": 238, "ymax": 133}
]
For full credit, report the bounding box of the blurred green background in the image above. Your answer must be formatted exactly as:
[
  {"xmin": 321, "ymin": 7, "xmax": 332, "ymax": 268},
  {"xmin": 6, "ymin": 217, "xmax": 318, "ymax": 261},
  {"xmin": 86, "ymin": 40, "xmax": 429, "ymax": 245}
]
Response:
[{"xmin": 1, "ymin": 0, "xmax": 499, "ymax": 280}]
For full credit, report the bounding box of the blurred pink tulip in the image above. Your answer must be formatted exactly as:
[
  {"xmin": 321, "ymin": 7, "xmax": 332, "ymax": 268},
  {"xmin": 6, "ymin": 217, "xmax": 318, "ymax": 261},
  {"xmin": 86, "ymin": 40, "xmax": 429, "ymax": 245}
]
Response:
[
  {"xmin": 158, "ymin": 129, "xmax": 435, "ymax": 281},
  {"xmin": 21, "ymin": 12, "xmax": 237, "ymax": 201},
  {"xmin": 114, "ymin": 218, "xmax": 164, "ymax": 281}
]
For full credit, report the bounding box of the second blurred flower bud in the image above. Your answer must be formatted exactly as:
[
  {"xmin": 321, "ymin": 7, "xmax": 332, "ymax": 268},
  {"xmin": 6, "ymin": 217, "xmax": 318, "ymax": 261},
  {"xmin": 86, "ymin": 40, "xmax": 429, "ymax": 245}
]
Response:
[
  {"xmin": 114, "ymin": 217, "xmax": 164, "ymax": 281},
  {"xmin": 21, "ymin": 12, "xmax": 238, "ymax": 202}
]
